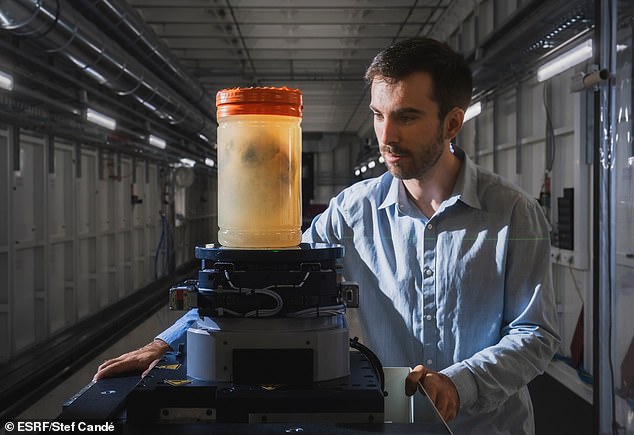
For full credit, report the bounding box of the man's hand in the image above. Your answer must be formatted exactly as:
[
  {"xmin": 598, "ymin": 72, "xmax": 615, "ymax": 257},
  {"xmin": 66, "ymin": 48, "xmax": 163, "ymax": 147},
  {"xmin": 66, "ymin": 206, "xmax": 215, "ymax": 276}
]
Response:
[
  {"xmin": 405, "ymin": 364, "xmax": 460, "ymax": 422},
  {"xmin": 92, "ymin": 339, "xmax": 171, "ymax": 381}
]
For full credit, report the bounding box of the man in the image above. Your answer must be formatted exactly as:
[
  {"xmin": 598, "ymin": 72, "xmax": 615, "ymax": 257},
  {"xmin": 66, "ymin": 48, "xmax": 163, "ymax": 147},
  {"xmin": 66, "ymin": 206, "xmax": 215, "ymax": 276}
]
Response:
[{"xmin": 94, "ymin": 37, "xmax": 559, "ymax": 434}]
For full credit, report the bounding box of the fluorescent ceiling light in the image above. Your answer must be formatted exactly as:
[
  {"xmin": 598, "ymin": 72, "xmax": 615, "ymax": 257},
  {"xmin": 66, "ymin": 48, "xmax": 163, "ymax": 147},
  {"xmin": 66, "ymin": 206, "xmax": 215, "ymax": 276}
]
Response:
[
  {"xmin": 368, "ymin": 160, "xmax": 376, "ymax": 169},
  {"xmin": 148, "ymin": 134, "xmax": 166, "ymax": 149},
  {"xmin": 537, "ymin": 39, "xmax": 593, "ymax": 82},
  {"xmin": 199, "ymin": 133, "xmax": 209, "ymax": 142},
  {"xmin": 360, "ymin": 165, "xmax": 367, "ymax": 173},
  {"xmin": 378, "ymin": 155, "xmax": 385, "ymax": 164},
  {"xmin": 354, "ymin": 168, "xmax": 361, "ymax": 176},
  {"xmin": 0, "ymin": 70, "xmax": 14, "ymax": 91},
  {"xmin": 204, "ymin": 158, "xmax": 215, "ymax": 167},
  {"xmin": 86, "ymin": 108, "xmax": 116, "ymax": 130},
  {"xmin": 180, "ymin": 158, "xmax": 196, "ymax": 167},
  {"xmin": 463, "ymin": 101, "xmax": 482, "ymax": 122}
]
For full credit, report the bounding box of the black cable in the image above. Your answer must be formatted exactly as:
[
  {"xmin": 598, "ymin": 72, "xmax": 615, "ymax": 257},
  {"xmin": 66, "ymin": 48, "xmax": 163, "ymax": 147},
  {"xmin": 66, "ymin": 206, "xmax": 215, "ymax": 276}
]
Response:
[{"xmin": 349, "ymin": 336, "xmax": 387, "ymax": 396}]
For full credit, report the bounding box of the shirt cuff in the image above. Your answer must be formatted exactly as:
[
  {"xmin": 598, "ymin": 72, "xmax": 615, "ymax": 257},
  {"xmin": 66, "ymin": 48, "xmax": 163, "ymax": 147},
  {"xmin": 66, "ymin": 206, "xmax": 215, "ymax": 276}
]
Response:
[
  {"xmin": 441, "ymin": 361, "xmax": 478, "ymax": 410},
  {"xmin": 155, "ymin": 309, "xmax": 199, "ymax": 351}
]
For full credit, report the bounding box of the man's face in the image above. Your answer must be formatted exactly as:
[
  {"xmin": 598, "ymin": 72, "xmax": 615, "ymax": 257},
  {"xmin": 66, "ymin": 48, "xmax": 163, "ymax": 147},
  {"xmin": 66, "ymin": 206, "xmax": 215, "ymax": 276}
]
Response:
[{"xmin": 370, "ymin": 72, "xmax": 446, "ymax": 180}]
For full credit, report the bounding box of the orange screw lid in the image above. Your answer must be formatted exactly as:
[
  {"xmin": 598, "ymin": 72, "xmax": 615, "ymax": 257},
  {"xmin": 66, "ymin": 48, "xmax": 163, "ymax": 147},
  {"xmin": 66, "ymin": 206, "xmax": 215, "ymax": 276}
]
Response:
[{"xmin": 216, "ymin": 86, "xmax": 303, "ymax": 118}]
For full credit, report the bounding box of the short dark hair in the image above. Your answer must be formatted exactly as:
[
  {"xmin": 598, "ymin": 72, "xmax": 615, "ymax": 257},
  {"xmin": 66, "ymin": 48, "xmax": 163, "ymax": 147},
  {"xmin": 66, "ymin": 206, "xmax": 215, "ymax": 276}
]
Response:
[{"xmin": 365, "ymin": 37, "xmax": 473, "ymax": 120}]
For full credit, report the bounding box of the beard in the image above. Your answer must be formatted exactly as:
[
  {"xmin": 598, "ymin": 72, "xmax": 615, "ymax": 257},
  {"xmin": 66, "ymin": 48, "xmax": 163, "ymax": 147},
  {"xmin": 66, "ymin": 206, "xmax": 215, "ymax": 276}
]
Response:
[{"xmin": 381, "ymin": 126, "xmax": 445, "ymax": 180}]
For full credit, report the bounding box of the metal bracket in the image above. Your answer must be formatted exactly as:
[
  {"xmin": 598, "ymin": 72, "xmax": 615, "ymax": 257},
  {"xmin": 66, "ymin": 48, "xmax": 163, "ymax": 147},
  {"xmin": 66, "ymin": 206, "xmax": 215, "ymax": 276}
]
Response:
[
  {"xmin": 339, "ymin": 281, "xmax": 359, "ymax": 308},
  {"xmin": 169, "ymin": 282, "xmax": 198, "ymax": 311}
]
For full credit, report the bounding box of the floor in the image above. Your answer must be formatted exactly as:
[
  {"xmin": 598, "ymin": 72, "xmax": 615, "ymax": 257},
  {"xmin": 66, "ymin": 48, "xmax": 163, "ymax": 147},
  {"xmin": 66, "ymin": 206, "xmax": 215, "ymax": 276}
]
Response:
[{"xmin": 16, "ymin": 305, "xmax": 184, "ymax": 421}]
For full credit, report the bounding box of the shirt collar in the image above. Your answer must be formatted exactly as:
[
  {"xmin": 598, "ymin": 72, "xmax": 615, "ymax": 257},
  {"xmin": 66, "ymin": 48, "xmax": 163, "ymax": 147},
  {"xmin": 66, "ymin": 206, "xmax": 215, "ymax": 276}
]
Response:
[
  {"xmin": 450, "ymin": 145, "xmax": 482, "ymax": 210},
  {"xmin": 376, "ymin": 145, "xmax": 482, "ymax": 212},
  {"xmin": 378, "ymin": 174, "xmax": 400, "ymax": 210}
]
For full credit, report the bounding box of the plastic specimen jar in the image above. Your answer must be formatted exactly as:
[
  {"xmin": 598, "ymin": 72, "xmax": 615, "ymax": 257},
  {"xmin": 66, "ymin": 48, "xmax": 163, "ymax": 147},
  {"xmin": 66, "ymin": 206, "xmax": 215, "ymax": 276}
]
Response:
[{"xmin": 216, "ymin": 87, "xmax": 303, "ymax": 248}]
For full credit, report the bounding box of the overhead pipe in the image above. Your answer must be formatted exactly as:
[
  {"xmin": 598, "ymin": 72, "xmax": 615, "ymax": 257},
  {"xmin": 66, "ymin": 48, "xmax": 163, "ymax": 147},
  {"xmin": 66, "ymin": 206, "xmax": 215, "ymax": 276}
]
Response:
[
  {"xmin": 0, "ymin": 0, "xmax": 215, "ymax": 141},
  {"xmin": 0, "ymin": 36, "xmax": 212, "ymax": 160},
  {"xmin": 69, "ymin": 0, "xmax": 214, "ymax": 121}
]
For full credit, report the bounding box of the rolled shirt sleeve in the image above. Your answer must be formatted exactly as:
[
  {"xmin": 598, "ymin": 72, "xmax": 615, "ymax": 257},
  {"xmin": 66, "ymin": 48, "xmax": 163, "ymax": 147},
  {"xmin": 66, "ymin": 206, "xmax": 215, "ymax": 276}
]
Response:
[{"xmin": 155, "ymin": 308, "xmax": 199, "ymax": 351}]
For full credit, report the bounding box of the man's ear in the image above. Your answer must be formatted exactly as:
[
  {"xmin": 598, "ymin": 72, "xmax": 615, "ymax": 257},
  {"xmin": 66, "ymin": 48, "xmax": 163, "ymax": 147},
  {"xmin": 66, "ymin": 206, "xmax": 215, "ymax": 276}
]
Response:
[{"xmin": 443, "ymin": 107, "xmax": 464, "ymax": 140}]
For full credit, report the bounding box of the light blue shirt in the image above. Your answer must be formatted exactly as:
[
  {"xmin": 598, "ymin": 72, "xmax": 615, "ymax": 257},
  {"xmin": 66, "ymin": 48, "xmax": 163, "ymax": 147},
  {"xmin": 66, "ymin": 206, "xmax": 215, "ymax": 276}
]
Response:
[
  {"xmin": 303, "ymin": 146, "xmax": 560, "ymax": 434},
  {"xmin": 157, "ymin": 146, "xmax": 559, "ymax": 434},
  {"xmin": 156, "ymin": 308, "xmax": 199, "ymax": 350}
]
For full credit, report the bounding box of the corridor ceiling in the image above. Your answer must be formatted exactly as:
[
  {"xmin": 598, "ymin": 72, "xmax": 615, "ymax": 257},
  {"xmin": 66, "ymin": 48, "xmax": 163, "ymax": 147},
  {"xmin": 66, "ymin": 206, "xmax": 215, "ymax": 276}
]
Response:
[
  {"xmin": 0, "ymin": 0, "xmax": 595, "ymax": 159},
  {"xmin": 127, "ymin": 0, "xmax": 467, "ymax": 137}
]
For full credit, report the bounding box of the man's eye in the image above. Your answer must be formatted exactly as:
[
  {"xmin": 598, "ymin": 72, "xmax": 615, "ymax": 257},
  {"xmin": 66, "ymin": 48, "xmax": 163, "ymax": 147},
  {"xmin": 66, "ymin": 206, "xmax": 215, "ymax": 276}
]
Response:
[{"xmin": 373, "ymin": 112, "xmax": 384, "ymax": 120}]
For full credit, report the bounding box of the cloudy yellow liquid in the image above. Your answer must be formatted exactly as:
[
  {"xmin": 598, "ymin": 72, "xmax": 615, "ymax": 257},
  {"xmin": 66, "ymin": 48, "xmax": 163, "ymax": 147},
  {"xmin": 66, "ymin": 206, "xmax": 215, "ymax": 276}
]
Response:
[{"xmin": 217, "ymin": 114, "xmax": 302, "ymax": 248}]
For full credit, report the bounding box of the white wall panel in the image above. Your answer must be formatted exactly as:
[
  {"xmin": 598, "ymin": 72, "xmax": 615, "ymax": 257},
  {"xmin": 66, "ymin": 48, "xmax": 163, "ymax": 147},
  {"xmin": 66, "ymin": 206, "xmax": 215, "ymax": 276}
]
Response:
[
  {"xmin": 117, "ymin": 158, "xmax": 132, "ymax": 231},
  {"xmin": 520, "ymin": 139, "xmax": 547, "ymax": 197},
  {"xmin": 0, "ymin": 130, "xmax": 7, "ymax": 248},
  {"xmin": 495, "ymin": 90, "xmax": 517, "ymax": 148},
  {"xmin": 552, "ymin": 261, "xmax": 585, "ymax": 354},
  {"xmin": 0, "ymin": 124, "xmax": 216, "ymax": 362},
  {"xmin": 78, "ymin": 151, "xmax": 97, "ymax": 236},
  {"xmin": 145, "ymin": 165, "xmax": 159, "ymax": 280},
  {"xmin": 478, "ymin": 0, "xmax": 494, "ymax": 43},
  {"xmin": 0, "ymin": 252, "xmax": 7, "ymax": 361},
  {"xmin": 105, "ymin": 234, "xmax": 117, "ymax": 304},
  {"xmin": 14, "ymin": 137, "xmax": 44, "ymax": 244},
  {"xmin": 478, "ymin": 154, "xmax": 494, "ymax": 172},
  {"xmin": 550, "ymin": 72, "xmax": 576, "ymax": 131},
  {"xmin": 48, "ymin": 242, "xmax": 68, "ymax": 334},
  {"xmin": 133, "ymin": 229, "xmax": 145, "ymax": 290},
  {"xmin": 96, "ymin": 165, "xmax": 115, "ymax": 233},
  {"xmin": 12, "ymin": 133, "xmax": 45, "ymax": 353},
  {"xmin": 521, "ymin": 81, "xmax": 546, "ymax": 140},
  {"xmin": 121, "ymin": 231, "xmax": 133, "ymax": 294},
  {"xmin": 0, "ymin": 127, "xmax": 8, "ymax": 361},
  {"xmin": 314, "ymin": 140, "xmax": 360, "ymax": 203},
  {"xmin": 476, "ymin": 103, "xmax": 494, "ymax": 154},
  {"xmin": 0, "ymin": 253, "xmax": 6, "ymax": 305},
  {"xmin": 493, "ymin": 0, "xmax": 519, "ymax": 26},
  {"xmin": 77, "ymin": 238, "xmax": 96, "ymax": 320},
  {"xmin": 460, "ymin": 13, "xmax": 476, "ymax": 53},
  {"xmin": 13, "ymin": 248, "xmax": 37, "ymax": 351},
  {"xmin": 49, "ymin": 147, "xmax": 73, "ymax": 240},
  {"xmin": 496, "ymin": 148, "xmax": 517, "ymax": 183}
]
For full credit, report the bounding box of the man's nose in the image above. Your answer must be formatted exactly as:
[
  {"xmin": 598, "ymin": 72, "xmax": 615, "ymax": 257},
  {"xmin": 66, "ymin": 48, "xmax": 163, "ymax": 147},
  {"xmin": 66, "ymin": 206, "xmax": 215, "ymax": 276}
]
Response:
[{"xmin": 376, "ymin": 117, "xmax": 398, "ymax": 145}]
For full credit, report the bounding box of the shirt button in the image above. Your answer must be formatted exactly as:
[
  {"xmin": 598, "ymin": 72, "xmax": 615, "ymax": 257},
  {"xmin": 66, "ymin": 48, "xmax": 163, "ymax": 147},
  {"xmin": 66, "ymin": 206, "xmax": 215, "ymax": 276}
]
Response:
[
  {"xmin": 427, "ymin": 223, "xmax": 433, "ymax": 230},
  {"xmin": 425, "ymin": 314, "xmax": 433, "ymax": 321},
  {"xmin": 426, "ymin": 359, "xmax": 433, "ymax": 366},
  {"xmin": 424, "ymin": 268, "xmax": 433, "ymax": 277}
]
